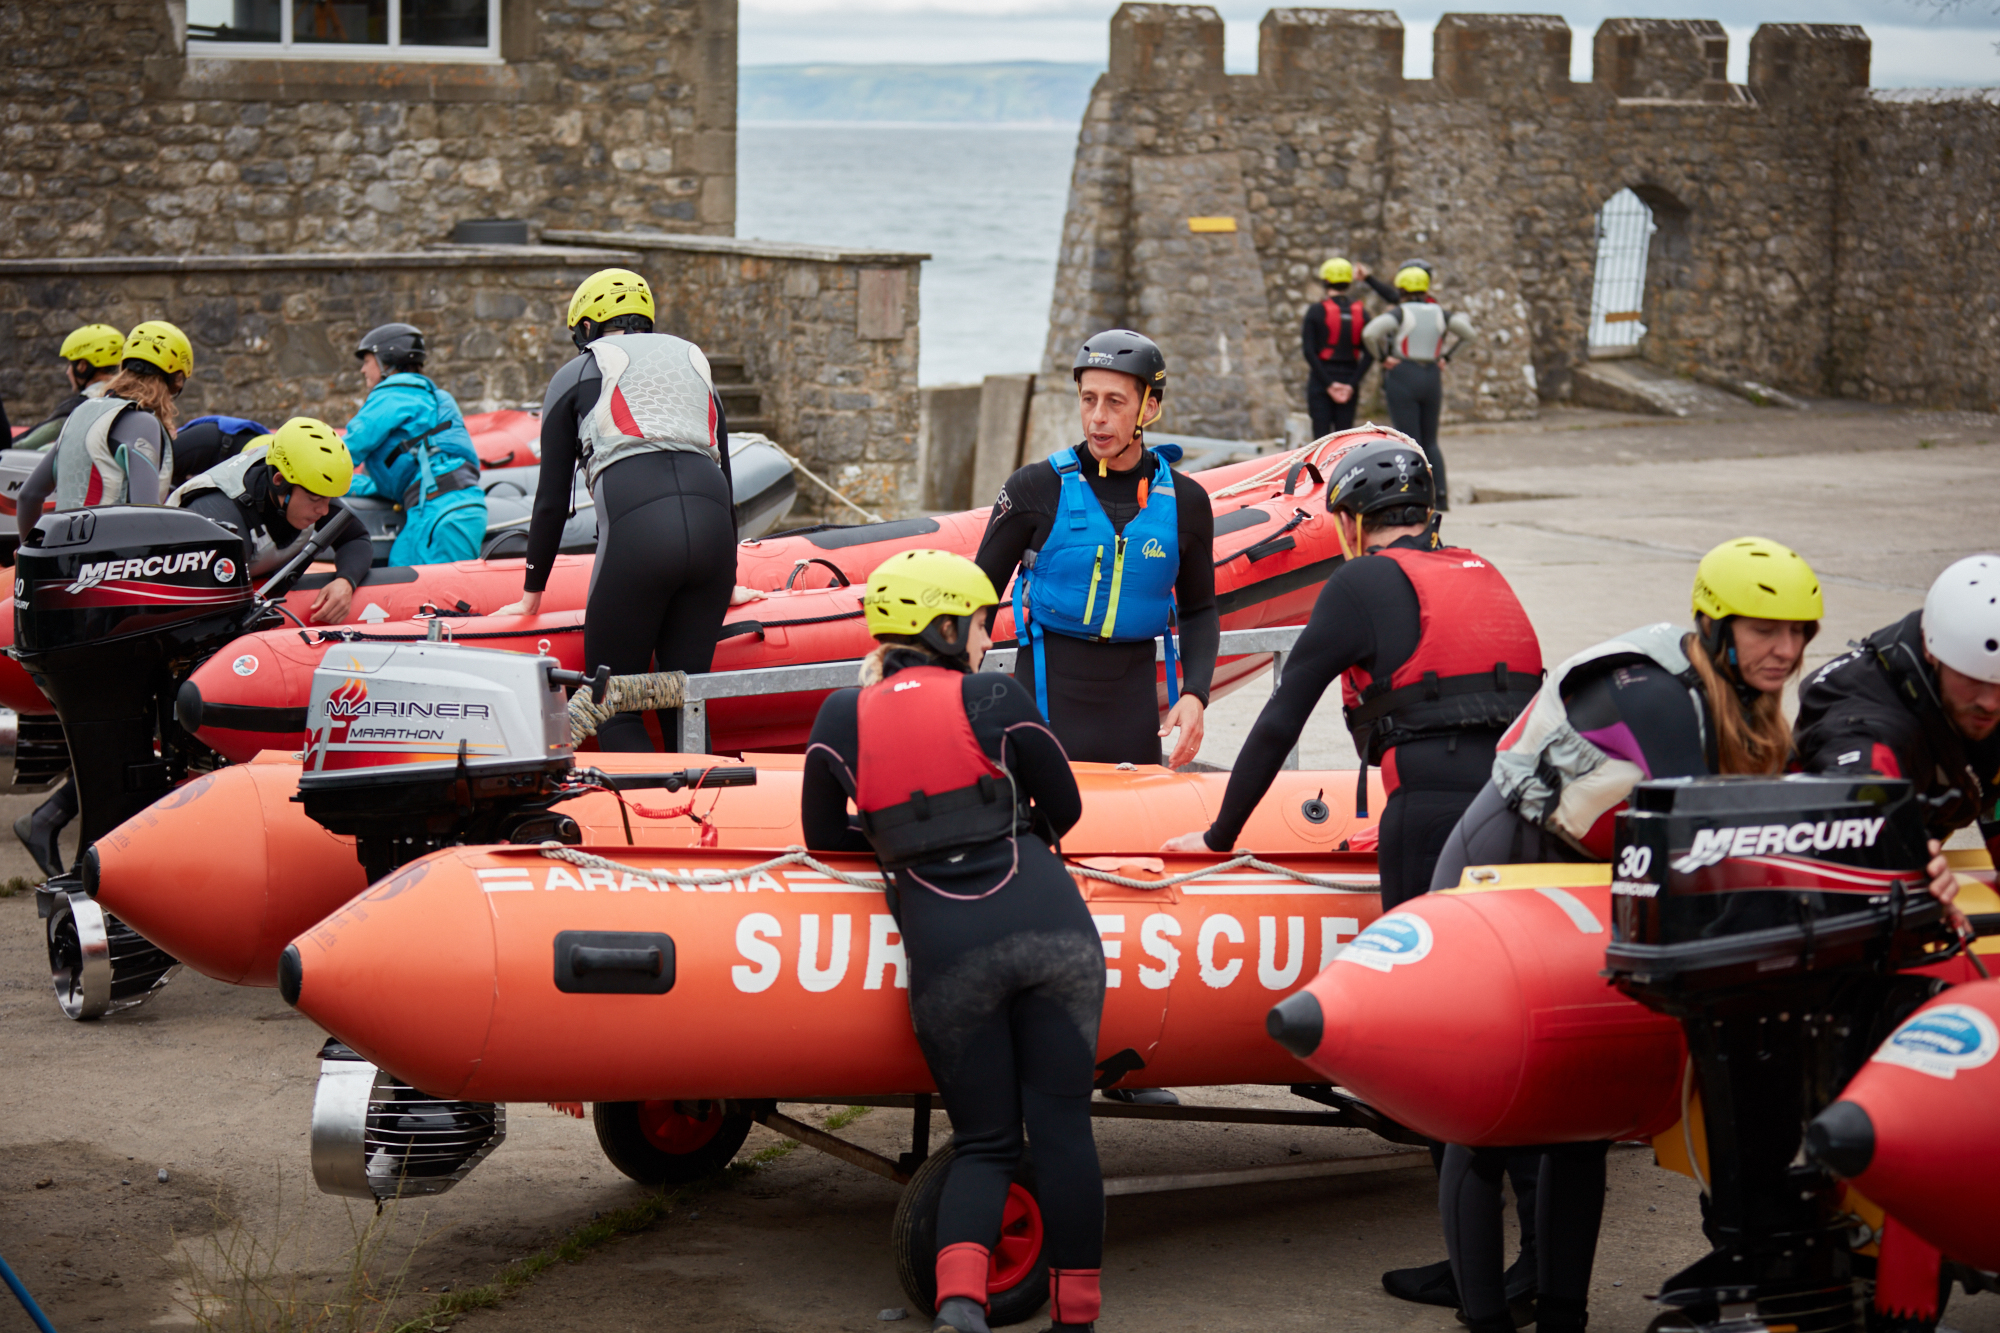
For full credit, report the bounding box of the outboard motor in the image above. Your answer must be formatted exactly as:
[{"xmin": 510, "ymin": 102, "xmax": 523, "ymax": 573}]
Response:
[
  {"xmin": 1604, "ymin": 776, "xmax": 1962, "ymax": 1333},
  {"xmin": 13, "ymin": 506, "xmax": 262, "ymax": 1018},
  {"xmin": 293, "ymin": 641, "xmax": 752, "ymax": 1200}
]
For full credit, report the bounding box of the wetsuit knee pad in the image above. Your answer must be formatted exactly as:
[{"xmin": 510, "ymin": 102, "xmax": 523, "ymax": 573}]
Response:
[{"xmin": 1049, "ymin": 1269, "xmax": 1101, "ymax": 1326}]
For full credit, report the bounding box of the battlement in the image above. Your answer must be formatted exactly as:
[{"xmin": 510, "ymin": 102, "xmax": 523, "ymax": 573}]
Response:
[{"xmin": 1099, "ymin": 4, "xmax": 1878, "ymax": 100}]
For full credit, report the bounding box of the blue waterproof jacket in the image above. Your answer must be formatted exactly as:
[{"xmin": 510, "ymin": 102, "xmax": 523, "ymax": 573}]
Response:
[{"xmin": 343, "ymin": 373, "xmax": 480, "ymax": 504}]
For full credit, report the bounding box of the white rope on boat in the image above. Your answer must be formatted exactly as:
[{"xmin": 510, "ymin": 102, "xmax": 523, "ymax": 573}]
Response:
[
  {"xmin": 1208, "ymin": 423, "xmax": 1418, "ymax": 500},
  {"xmin": 536, "ymin": 843, "xmax": 1376, "ymax": 892},
  {"xmin": 768, "ymin": 443, "xmax": 885, "ymax": 525}
]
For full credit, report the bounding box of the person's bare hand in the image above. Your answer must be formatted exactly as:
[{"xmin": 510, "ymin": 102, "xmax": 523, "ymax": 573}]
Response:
[
  {"xmin": 1383, "ymin": 356, "xmax": 1401, "ymax": 370},
  {"xmin": 1160, "ymin": 695, "xmax": 1206, "ymax": 770},
  {"xmin": 1328, "ymin": 382, "xmax": 1354, "ymax": 404},
  {"xmin": 1924, "ymin": 838, "xmax": 1970, "ymax": 933},
  {"xmin": 308, "ymin": 577, "xmax": 354, "ymax": 625},
  {"xmin": 729, "ymin": 584, "xmax": 768, "ymax": 607},
  {"xmin": 1161, "ymin": 830, "xmax": 1214, "ymax": 854},
  {"xmin": 1353, "ymin": 263, "xmax": 1370, "ymax": 281},
  {"xmin": 495, "ymin": 590, "xmax": 542, "ymax": 617}
]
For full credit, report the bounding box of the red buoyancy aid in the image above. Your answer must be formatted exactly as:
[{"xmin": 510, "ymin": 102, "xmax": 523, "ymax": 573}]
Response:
[
  {"xmin": 1318, "ymin": 297, "xmax": 1368, "ymax": 360},
  {"xmin": 854, "ymin": 665, "xmax": 1019, "ymax": 870},
  {"xmin": 1340, "ymin": 546, "xmax": 1544, "ymax": 768}
]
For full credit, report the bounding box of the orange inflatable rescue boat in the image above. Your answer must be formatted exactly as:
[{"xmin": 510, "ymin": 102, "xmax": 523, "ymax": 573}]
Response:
[
  {"xmin": 1267, "ymin": 867, "xmax": 1687, "ymax": 1146},
  {"xmin": 1808, "ymin": 976, "xmax": 2000, "ymax": 1272}
]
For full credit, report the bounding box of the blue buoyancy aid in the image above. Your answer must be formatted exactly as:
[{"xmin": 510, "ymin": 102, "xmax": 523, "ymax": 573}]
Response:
[{"xmin": 1013, "ymin": 444, "xmax": 1183, "ymax": 717}]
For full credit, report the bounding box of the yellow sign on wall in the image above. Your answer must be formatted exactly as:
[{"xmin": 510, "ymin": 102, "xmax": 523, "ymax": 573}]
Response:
[{"xmin": 1187, "ymin": 217, "xmax": 1238, "ymax": 233}]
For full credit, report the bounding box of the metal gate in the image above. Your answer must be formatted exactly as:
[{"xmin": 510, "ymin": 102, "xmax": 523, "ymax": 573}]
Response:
[{"xmin": 1588, "ymin": 189, "xmax": 1656, "ymax": 355}]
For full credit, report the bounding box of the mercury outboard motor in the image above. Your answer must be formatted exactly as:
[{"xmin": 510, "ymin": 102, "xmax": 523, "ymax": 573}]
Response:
[
  {"xmin": 15, "ymin": 504, "xmax": 354, "ymax": 1019},
  {"xmin": 13, "ymin": 506, "xmax": 264, "ymax": 1017},
  {"xmin": 1604, "ymin": 776, "xmax": 1962, "ymax": 1333},
  {"xmin": 292, "ymin": 641, "xmax": 752, "ymax": 1200}
]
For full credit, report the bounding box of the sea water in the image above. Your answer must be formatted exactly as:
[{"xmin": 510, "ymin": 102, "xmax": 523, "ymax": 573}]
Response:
[{"xmin": 738, "ymin": 123, "xmax": 1079, "ymax": 388}]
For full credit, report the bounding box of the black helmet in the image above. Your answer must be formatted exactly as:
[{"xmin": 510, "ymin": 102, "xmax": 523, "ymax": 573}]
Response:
[
  {"xmin": 1072, "ymin": 329, "xmax": 1167, "ymax": 402},
  {"xmin": 355, "ymin": 322, "xmax": 427, "ymax": 373},
  {"xmin": 1326, "ymin": 437, "xmax": 1433, "ymax": 525}
]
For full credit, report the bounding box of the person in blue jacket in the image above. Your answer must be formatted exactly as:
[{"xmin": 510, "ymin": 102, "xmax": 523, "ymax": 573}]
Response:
[{"xmin": 342, "ymin": 323, "xmax": 487, "ymax": 564}]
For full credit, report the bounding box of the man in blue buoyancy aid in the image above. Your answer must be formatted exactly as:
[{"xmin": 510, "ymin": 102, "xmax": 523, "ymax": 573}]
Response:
[
  {"xmin": 975, "ymin": 330, "xmax": 1219, "ymax": 769},
  {"xmin": 341, "ymin": 322, "xmax": 487, "ymax": 564}
]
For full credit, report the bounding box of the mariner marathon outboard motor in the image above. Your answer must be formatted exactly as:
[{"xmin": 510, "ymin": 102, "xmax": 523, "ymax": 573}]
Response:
[
  {"xmin": 286, "ymin": 641, "xmax": 754, "ymax": 1202},
  {"xmin": 1604, "ymin": 775, "xmax": 1967, "ymax": 1333},
  {"xmin": 14, "ymin": 503, "xmax": 354, "ymax": 1019}
]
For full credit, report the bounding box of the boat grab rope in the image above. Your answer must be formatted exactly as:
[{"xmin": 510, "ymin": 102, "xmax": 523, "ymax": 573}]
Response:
[
  {"xmin": 768, "ymin": 443, "xmax": 885, "ymax": 525},
  {"xmin": 1207, "ymin": 423, "xmax": 1416, "ymax": 500},
  {"xmin": 567, "ymin": 671, "xmax": 689, "ymax": 743},
  {"xmin": 299, "ymin": 622, "xmax": 586, "ymax": 646},
  {"xmin": 534, "ymin": 843, "xmax": 1378, "ymax": 893}
]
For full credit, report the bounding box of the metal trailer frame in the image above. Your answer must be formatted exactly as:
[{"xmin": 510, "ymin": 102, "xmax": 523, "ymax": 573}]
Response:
[
  {"xmin": 723, "ymin": 1084, "xmax": 1431, "ymax": 1196},
  {"xmin": 672, "ymin": 624, "xmax": 1310, "ymax": 769}
]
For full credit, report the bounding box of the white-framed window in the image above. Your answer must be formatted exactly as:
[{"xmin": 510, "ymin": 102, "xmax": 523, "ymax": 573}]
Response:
[{"xmin": 186, "ymin": 0, "xmax": 500, "ymax": 62}]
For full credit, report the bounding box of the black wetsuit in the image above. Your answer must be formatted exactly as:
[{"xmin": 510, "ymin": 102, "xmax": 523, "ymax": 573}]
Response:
[
  {"xmin": 1431, "ymin": 660, "xmax": 1713, "ymax": 887},
  {"xmin": 525, "ymin": 352, "xmax": 736, "ymax": 752},
  {"xmin": 802, "ymin": 652, "xmax": 1104, "ymax": 1301},
  {"xmin": 1301, "ymin": 293, "xmax": 1374, "ymax": 437},
  {"xmin": 1203, "ymin": 535, "xmax": 1499, "ymax": 908},
  {"xmin": 168, "ymin": 418, "xmax": 267, "ymax": 490},
  {"xmin": 975, "ymin": 447, "xmax": 1219, "ymax": 765},
  {"xmin": 1432, "ymin": 653, "xmax": 1721, "ymax": 1333},
  {"xmin": 180, "ymin": 461, "xmax": 375, "ymax": 590},
  {"xmin": 1794, "ymin": 611, "xmax": 2000, "ymax": 854}
]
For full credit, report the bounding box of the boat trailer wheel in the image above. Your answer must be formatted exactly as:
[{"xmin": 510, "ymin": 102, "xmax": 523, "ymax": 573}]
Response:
[
  {"xmin": 891, "ymin": 1144, "xmax": 1049, "ymax": 1326},
  {"xmin": 593, "ymin": 1100, "xmax": 754, "ymax": 1187}
]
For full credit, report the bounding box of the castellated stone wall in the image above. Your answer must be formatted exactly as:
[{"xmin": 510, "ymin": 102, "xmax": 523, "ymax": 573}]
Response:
[
  {"xmin": 0, "ymin": 0, "xmax": 737, "ymax": 259},
  {"xmin": 1031, "ymin": 4, "xmax": 1999, "ymax": 451}
]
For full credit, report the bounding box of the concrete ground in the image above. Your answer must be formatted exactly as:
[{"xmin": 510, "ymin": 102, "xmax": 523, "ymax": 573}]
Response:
[{"xmin": 0, "ymin": 392, "xmax": 1995, "ymax": 1333}]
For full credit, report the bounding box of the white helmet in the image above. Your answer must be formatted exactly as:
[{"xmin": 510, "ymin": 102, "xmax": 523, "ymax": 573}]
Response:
[{"xmin": 1923, "ymin": 555, "xmax": 2000, "ymax": 684}]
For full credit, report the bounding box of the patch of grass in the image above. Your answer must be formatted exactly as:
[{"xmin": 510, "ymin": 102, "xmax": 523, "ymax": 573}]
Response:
[
  {"xmin": 175, "ymin": 1178, "xmax": 433, "ymax": 1333},
  {"xmin": 1918, "ymin": 438, "xmax": 1937, "ymax": 449},
  {"xmin": 0, "ymin": 875, "xmax": 36, "ymax": 898}
]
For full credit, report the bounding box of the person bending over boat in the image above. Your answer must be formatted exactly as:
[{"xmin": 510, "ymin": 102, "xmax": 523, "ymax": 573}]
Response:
[
  {"xmin": 12, "ymin": 323, "xmax": 125, "ymax": 450},
  {"xmin": 1161, "ymin": 434, "xmax": 1543, "ymax": 1313},
  {"xmin": 340, "ymin": 322, "xmax": 488, "ymax": 564},
  {"xmin": 1161, "ymin": 435, "xmax": 1541, "ymax": 908},
  {"xmin": 802, "ymin": 550, "xmax": 1104, "ymax": 1333},
  {"xmin": 496, "ymin": 268, "xmax": 760, "ymax": 751},
  {"xmin": 10, "ymin": 321, "xmax": 193, "ymax": 879},
  {"xmin": 1795, "ymin": 555, "xmax": 2000, "ymax": 870},
  {"xmin": 976, "ymin": 330, "xmax": 1216, "ymax": 768},
  {"xmin": 167, "ymin": 417, "xmax": 372, "ymax": 625}
]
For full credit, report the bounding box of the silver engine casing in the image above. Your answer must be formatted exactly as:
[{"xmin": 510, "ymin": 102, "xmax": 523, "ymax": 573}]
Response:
[{"xmin": 311, "ymin": 1046, "xmax": 506, "ymax": 1202}]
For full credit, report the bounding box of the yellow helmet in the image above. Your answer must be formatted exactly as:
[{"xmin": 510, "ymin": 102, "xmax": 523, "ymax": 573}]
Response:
[
  {"xmin": 862, "ymin": 549, "xmax": 998, "ymax": 651},
  {"xmin": 567, "ymin": 268, "xmax": 655, "ymax": 329},
  {"xmin": 266, "ymin": 417, "xmax": 355, "ymax": 498},
  {"xmin": 123, "ymin": 320, "xmax": 194, "ymax": 377},
  {"xmin": 1691, "ymin": 537, "xmax": 1823, "ymax": 624},
  {"xmin": 1394, "ymin": 266, "xmax": 1431, "ymax": 294},
  {"xmin": 1319, "ymin": 257, "xmax": 1354, "ymax": 285},
  {"xmin": 60, "ymin": 324, "xmax": 125, "ymax": 368}
]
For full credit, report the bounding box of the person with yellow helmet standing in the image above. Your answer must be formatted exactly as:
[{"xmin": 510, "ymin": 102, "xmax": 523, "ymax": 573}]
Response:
[
  {"xmin": 339, "ymin": 322, "xmax": 488, "ymax": 564},
  {"xmin": 1301, "ymin": 257, "xmax": 1376, "ymax": 438},
  {"xmin": 1363, "ymin": 266, "xmax": 1476, "ymax": 508},
  {"xmin": 15, "ymin": 320, "xmax": 191, "ymax": 540},
  {"xmin": 801, "ymin": 549, "xmax": 1104, "ymax": 1333},
  {"xmin": 168, "ymin": 417, "xmax": 373, "ymax": 624},
  {"xmin": 497, "ymin": 268, "xmax": 753, "ymax": 750},
  {"xmin": 13, "ymin": 324, "xmax": 126, "ymax": 450}
]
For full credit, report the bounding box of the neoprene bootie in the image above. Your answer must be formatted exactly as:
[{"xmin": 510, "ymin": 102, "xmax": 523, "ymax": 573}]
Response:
[
  {"xmin": 932, "ymin": 1298, "xmax": 991, "ymax": 1333},
  {"xmin": 1383, "ymin": 1258, "xmax": 1457, "ymax": 1306}
]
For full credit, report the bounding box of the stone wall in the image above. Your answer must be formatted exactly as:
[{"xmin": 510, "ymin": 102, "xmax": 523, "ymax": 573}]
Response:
[
  {"xmin": 0, "ymin": 0, "xmax": 737, "ymax": 259},
  {"xmin": 0, "ymin": 233, "xmax": 928, "ymax": 518},
  {"xmin": 1032, "ymin": 5, "xmax": 2000, "ymax": 449}
]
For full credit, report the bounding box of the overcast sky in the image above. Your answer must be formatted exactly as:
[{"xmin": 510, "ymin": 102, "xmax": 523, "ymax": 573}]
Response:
[{"xmin": 740, "ymin": 0, "xmax": 2000, "ymax": 86}]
